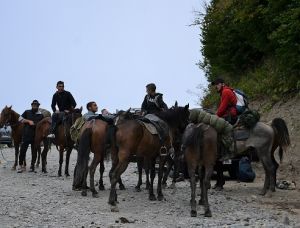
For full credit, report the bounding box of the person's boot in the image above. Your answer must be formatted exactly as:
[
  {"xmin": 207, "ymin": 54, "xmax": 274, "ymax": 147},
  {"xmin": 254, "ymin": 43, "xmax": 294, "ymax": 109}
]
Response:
[{"xmin": 47, "ymin": 124, "xmax": 56, "ymax": 138}]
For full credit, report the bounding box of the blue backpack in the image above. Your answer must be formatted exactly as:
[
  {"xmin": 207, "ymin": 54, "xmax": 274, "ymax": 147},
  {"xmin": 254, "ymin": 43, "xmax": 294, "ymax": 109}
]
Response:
[
  {"xmin": 238, "ymin": 157, "xmax": 256, "ymax": 182},
  {"xmin": 233, "ymin": 89, "xmax": 248, "ymax": 114}
]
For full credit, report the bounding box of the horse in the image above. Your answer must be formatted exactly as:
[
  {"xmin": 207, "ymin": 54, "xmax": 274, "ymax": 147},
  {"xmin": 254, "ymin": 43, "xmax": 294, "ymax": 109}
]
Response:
[
  {"xmin": 72, "ymin": 118, "xmax": 126, "ymax": 197},
  {"xmin": 181, "ymin": 123, "xmax": 218, "ymax": 217},
  {"xmin": 33, "ymin": 108, "xmax": 82, "ymax": 175},
  {"xmin": 108, "ymin": 104, "xmax": 190, "ymax": 207},
  {"xmin": 215, "ymin": 117, "xmax": 290, "ymax": 196},
  {"xmin": 0, "ymin": 106, "xmax": 44, "ymax": 169}
]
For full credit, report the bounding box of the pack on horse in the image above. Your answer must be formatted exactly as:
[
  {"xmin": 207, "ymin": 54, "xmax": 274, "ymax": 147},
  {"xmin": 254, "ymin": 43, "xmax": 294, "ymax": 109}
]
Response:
[
  {"xmin": 181, "ymin": 123, "xmax": 218, "ymax": 217},
  {"xmin": 33, "ymin": 108, "xmax": 82, "ymax": 175},
  {"xmin": 190, "ymin": 109, "xmax": 291, "ymax": 196},
  {"xmin": 108, "ymin": 104, "xmax": 190, "ymax": 207},
  {"xmin": 0, "ymin": 106, "xmax": 44, "ymax": 169}
]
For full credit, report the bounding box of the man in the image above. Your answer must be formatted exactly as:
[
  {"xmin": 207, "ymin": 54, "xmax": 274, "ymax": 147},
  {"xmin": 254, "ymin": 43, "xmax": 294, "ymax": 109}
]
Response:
[
  {"xmin": 141, "ymin": 83, "xmax": 168, "ymax": 115},
  {"xmin": 83, "ymin": 101, "xmax": 99, "ymax": 120},
  {"xmin": 212, "ymin": 78, "xmax": 237, "ymax": 190},
  {"xmin": 48, "ymin": 81, "xmax": 77, "ymax": 138},
  {"xmin": 17, "ymin": 100, "xmax": 44, "ymax": 173},
  {"xmin": 212, "ymin": 78, "xmax": 237, "ymax": 125}
]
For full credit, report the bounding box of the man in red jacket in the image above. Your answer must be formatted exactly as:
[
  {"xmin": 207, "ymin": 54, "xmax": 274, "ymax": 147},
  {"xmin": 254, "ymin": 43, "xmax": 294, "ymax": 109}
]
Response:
[
  {"xmin": 213, "ymin": 78, "xmax": 237, "ymax": 125},
  {"xmin": 212, "ymin": 78, "xmax": 237, "ymax": 190}
]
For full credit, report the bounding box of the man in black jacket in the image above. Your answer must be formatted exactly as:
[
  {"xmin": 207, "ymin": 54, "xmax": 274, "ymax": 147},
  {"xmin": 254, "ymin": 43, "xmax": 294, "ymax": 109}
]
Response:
[
  {"xmin": 47, "ymin": 81, "xmax": 77, "ymax": 138},
  {"xmin": 17, "ymin": 100, "xmax": 44, "ymax": 173},
  {"xmin": 141, "ymin": 83, "xmax": 168, "ymax": 115}
]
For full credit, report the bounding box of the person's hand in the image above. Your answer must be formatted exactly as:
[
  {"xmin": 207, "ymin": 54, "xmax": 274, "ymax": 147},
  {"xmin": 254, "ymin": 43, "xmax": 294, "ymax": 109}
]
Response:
[
  {"xmin": 28, "ymin": 120, "xmax": 35, "ymax": 126},
  {"xmin": 64, "ymin": 110, "xmax": 70, "ymax": 113},
  {"xmin": 55, "ymin": 110, "xmax": 60, "ymax": 113}
]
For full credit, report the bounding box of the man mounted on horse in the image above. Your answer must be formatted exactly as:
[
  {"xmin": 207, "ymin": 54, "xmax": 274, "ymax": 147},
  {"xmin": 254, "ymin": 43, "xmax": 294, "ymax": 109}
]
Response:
[{"xmin": 47, "ymin": 80, "xmax": 77, "ymax": 139}]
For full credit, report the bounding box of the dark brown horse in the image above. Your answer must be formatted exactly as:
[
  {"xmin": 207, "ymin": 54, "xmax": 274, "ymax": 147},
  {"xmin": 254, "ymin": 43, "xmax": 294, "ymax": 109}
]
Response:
[
  {"xmin": 33, "ymin": 108, "xmax": 82, "ymax": 175},
  {"xmin": 0, "ymin": 106, "xmax": 46, "ymax": 169},
  {"xmin": 108, "ymin": 104, "xmax": 190, "ymax": 207},
  {"xmin": 73, "ymin": 118, "xmax": 125, "ymax": 197},
  {"xmin": 181, "ymin": 123, "xmax": 218, "ymax": 217}
]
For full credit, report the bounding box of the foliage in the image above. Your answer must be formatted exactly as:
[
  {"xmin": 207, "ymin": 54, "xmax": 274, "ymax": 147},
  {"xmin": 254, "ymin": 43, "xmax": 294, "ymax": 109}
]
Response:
[{"xmin": 197, "ymin": 0, "xmax": 300, "ymax": 107}]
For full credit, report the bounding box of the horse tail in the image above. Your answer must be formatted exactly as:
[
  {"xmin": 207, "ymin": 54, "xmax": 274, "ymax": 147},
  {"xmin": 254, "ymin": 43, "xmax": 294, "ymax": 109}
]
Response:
[
  {"xmin": 104, "ymin": 124, "xmax": 117, "ymax": 161},
  {"xmin": 182, "ymin": 125, "xmax": 204, "ymax": 158},
  {"xmin": 271, "ymin": 118, "xmax": 290, "ymax": 162},
  {"xmin": 73, "ymin": 128, "xmax": 92, "ymax": 189}
]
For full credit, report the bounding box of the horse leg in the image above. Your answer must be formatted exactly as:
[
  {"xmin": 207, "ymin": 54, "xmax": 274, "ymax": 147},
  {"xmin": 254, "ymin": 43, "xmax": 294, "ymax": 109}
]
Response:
[
  {"xmin": 89, "ymin": 157, "xmax": 100, "ymax": 198},
  {"xmin": 261, "ymin": 155, "xmax": 276, "ymax": 194},
  {"xmin": 64, "ymin": 148, "xmax": 72, "ymax": 176},
  {"xmin": 36, "ymin": 146, "xmax": 41, "ymax": 168},
  {"xmin": 213, "ymin": 161, "xmax": 225, "ymax": 190},
  {"xmin": 109, "ymin": 159, "xmax": 129, "ymax": 206},
  {"xmin": 157, "ymin": 156, "xmax": 167, "ymax": 201},
  {"xmin": 81, "ymin": 166, "xmax": 89, "ymax": 197},
  {"xmin": 203, "ymin": 166, "xmax": 213, "ymax": 217},
  {"xmin": 271, "ymin": 154, "xmax": 279, "ymax": 192},
  {"xmin": 188, "ymin": 164, "xmax": 197, "ymax": 217},
  {"xmin": 58, "ymin": 147, "xmax": 64, "ymax": 177},
  {"xmin": 135, "ymin": 157, "xmax": 143, "ymax": 192},
  {"xmin": 148, "ymin": 159, "xmax": 157, "ymax": 201},
  {"xmin": 12, "ymin": 144, "xmax": 20, "ymax": 170},
  {"xmin": 162, "ymin": 156, "xmax": 173, "ymax": 188},
  {"xmin": 41, "ymin": 139, "xmax": 49, "ymax": 173},
  {"xmin": 198, "ymin": 166, "xmax": 205, "ymax": 205},
  {"xmin": 99, "ymin": 160, "xmax": 105, "ymax": 190},
  {"xmin": 29, "ymin": 143, "xmax": 38, "ymax": 172}
]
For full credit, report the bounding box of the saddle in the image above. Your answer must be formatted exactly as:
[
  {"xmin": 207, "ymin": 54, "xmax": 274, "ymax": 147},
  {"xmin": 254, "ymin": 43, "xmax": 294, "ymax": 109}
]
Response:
[
  {"xmin": 138, "ymin": 114, "xmax": 169, "ymax": 145},
  {"xmin": 88, "ymin": 114, "xmax": 114, "ymax": 125}
]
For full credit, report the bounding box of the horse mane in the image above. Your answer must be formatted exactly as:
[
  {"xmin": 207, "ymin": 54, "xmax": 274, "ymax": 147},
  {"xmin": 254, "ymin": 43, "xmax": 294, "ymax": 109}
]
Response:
[{"xmin": 155, "ymin": 106, "xmax": 188, "ymax": 129}]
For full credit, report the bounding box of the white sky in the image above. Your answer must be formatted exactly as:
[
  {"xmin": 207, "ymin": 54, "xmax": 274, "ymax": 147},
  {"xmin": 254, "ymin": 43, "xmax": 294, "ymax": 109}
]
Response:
[{"xmin": 0, "ymin": 0, "xmax": 208, "ymax": 114}]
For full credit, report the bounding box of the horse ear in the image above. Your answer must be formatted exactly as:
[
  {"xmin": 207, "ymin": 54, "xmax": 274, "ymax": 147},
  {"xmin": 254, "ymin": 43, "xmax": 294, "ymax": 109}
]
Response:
[
  {"xmin": 185, "ymin": 104, "xmax": 189, "ymax": 110},
  {"xmin": 8, "ymin": 105, "xmax": 12, "ymax": 110},
  {"xmin": 80, "ymin": 106, "xmax": 83, "ymax": 112},
  {"xmin": 125, "ymin": 108, "xmax": 131, "ymax": 114},
  {"xmin": 174, "ymin": 101, "xmax": 178, "ymax": 107}
]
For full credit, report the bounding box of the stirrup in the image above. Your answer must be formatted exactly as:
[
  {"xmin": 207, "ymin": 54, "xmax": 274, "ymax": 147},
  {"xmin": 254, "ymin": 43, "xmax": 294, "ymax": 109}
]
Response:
[{"xmin": 160, "ymin": 146, "xmax": 168, "ymax": 156}]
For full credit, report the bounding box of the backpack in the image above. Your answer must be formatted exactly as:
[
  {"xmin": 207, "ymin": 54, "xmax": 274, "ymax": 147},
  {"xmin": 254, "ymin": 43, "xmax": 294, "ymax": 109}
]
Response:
[
  {"xmin": 233, "ymin": 89, "xmax": 248, "ymax": 114},
  {"xmin": 238, "ymin": 156, "xmax": 256, "ymax": 182}
]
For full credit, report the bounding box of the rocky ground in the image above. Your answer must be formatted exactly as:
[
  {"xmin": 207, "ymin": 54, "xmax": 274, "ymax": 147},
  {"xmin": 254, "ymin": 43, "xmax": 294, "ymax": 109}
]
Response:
[{"xmin": 0, "ymin": 145, "xmax": 299, "ymax": 228}]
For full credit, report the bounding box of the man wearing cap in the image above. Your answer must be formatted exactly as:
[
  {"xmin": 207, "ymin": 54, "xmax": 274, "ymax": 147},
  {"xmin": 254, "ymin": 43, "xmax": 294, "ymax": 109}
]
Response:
[
  {"xmin": 212, "ymin": 78, "xmax": 237, "ymax": 190},
  {"xmin": 212, "ymin": 78, "xmax": 237, "ymax": 124},
  {"xmin": 47, "ymin": 81, "xmax": 77, "ymax": 138},
  {"xmin": 141, "ymin": 83, "xmax": 168, "ymax": 115},
  {"xmin": 17, "ymin": 100, "xmax": 44, "ymax": 173}
]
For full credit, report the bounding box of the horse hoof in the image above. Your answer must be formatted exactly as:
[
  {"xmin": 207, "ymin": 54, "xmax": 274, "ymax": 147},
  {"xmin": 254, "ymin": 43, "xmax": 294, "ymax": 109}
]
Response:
[
  {"xmin": 99, "ymin": 185, "xmax": 105, "ymax": 191},
  {"xmin": 259, "ymin": 189, "xmax": 267, "ymax": 196},
  {"xmin": 213, "ymin": 185, "xmax": 223, "ymax": 191},
  {"xmin": 162, "ymin": 183, "xmax": 167, "ymax": 189},
  {"xmin": 157, "ymin": 195, "xmax": 164, "ymax": 201},
  {"xmin": 204, "ymin": 210, "xmax": 212, "ymax": 217},
  {"xmin": 65, "ymin": 173, "xmax": 70, "ymax": 177},
  {"xmin": 198, "ymin": 199, "xmax": 204, "ymax": 205},
  {"xmin": 119, "ymin": 184, "xmax": 125, "ymax": 190},
  {"xmin": 42, "ymin": 169, "xmax": 48, "ymax": 174},
  {"xmin": 110, "ymin": 205, "xmax": 119, "ymax": 212},
  {"xmin": 149, "ymin": 195, "xmax": 157, "ymax": 201},
  {"xmin": 145, "ymin": 185, "xmax": 150, "ymax": 190},
  {"xmin": 36, "ymin": 164, "xmax": 39, "ymax": 168},
  {"xmin": 81, "ymin": 191, "xmax": 87, "ymax": 197},
  {"xmin": 135, "ymin": 186, "xmax": 141, "ymax": 192},
  {"xmin": 169, "ymin": 183, "xmax": 176, "ymax": 189},
  {"xmin": 58, "ymin": 172, "xmax": 62, "ymax": 177},
  {"xmin": 11, "ymin": 165, "xmax": 16, "ymax": 171},
  {"xmin": 92, "ymin": 192, "xmax": 99, "ymax": 198},
  {"xmin": 191, "ymin": 210, "xmax": 197, "ymax": 217}
]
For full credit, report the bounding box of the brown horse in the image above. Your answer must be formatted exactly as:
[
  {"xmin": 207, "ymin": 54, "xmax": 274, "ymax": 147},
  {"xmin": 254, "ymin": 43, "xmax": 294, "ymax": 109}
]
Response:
[
  {"xmin": 73, "ymin": 118, "xmax": 126, "ymax": 197},
  {"xmin": 0, "ymin": 106, "xmax": 46, "ymax": 169},
  {"xmin": 108, "ymin": 104, "xmax": 190, "ymax": 207},
  {"xmin": 33, "ymin": 108, "xmax": 82, "ymax": 175},
  {"xmin": 181, "ymin": 123, "xmax": 218, "ymax": 217}
]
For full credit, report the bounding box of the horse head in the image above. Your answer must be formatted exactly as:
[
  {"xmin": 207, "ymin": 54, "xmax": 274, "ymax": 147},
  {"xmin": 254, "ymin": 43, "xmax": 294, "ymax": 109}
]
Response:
[
  {"xmin": 0, "ymin": 105, "xmax": 15, "ymax": 128},
  {"xmin": 66, "ymin": 107, "xmax": 83, "ymax": 125}
]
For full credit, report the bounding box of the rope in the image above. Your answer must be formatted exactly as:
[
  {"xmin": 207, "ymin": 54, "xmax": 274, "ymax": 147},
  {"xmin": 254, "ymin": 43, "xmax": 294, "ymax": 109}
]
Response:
[{"xmin": 0, "ymin": 145, "xmax": 14, "ymax": 163}]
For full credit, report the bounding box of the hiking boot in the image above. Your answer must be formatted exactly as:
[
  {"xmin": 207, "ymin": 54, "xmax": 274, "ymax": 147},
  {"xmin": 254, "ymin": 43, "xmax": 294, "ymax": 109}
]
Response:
[{"xmin": 47, "ymin": 133, "xmax": 55, "ymax": 138}]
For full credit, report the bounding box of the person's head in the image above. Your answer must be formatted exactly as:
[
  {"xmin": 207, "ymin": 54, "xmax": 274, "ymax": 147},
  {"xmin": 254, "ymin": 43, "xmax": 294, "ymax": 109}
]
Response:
[
  {"xmin": 211, "ymin": 78, "xmax": 225, "ymax": 92},
  {"xmin": 56, "ymin": 81, "xmax": 65, "ymax": 93},
  {"xmin": 101, "ymin": 109, "xmax": 110, "ymax": 115},
  {"xmin": 31, "ymin": 100, "xmax": 40, "ymax": 112},
  {"xmin": 86, "ymin": 101, "xmax": 98, "ymax": 113},
  {"xmin": 146, "ymin": 83, "xmax": 156, "ymax": 96}
]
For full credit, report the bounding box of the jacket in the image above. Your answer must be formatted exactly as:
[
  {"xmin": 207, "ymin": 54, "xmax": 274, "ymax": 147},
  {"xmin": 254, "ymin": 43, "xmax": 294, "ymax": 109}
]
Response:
[
  {"xmin": 51, "ymin": 90, "xmax": 77, "ymax": 112},
  {"xmin": 141, "ymin": 93, "xmax": 168, "ymax": 114},
  {"xmin": 217, "ymin": 86, "xmax": 237, "ymax": 118}
]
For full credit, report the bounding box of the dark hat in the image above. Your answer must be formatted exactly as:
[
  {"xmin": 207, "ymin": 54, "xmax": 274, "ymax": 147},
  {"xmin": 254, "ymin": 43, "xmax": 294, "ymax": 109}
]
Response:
[
  {"xmin": 31, "ymin": 100, "xmax": 40, "ymax": 106},
  {"xmin": 211, "ymin": 78, "xmax": 225, "ymax": 85}
]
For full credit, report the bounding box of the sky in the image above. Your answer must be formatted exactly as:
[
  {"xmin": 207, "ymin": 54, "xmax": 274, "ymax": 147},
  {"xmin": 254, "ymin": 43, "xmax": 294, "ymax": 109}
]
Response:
[{"xmin": 0, "ymin": 0, "xmax": 208, "ymax": 114}]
